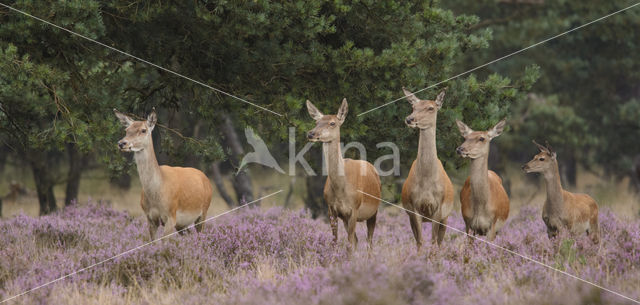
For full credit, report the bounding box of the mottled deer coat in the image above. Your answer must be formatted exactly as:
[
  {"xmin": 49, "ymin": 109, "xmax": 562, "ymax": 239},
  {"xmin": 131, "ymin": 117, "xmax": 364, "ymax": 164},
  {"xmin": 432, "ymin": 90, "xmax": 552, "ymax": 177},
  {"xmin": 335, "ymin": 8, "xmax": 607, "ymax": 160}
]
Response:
[
  {"xmin": 114, "ymin": 109, "xmax": 213, "ymax": 239},
  {"xmin": 306, "ymin": 99, "xmax": 381, "ymax": 253}
]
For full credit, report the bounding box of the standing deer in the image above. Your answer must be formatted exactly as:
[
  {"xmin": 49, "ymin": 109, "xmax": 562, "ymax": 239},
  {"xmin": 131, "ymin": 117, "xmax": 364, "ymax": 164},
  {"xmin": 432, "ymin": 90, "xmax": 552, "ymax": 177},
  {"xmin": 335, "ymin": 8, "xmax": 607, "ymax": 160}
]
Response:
[
  {"xmin": 522, "ymin": 141, "xmax": 599, "ymax": 243},
  {"xmin": 401, "ymin": 87, "xmax": 454, "ymax": 250},
  {"xmin": 306, "ymin": 99, "xmax": 381, "ymax": 253},
  {"xmin": 456, "ymin": 119, "xmax": 510, "ymax": 241},
  {"xmin": 114, "ymin": 108, "xmax": 213, "ymax": 239}
]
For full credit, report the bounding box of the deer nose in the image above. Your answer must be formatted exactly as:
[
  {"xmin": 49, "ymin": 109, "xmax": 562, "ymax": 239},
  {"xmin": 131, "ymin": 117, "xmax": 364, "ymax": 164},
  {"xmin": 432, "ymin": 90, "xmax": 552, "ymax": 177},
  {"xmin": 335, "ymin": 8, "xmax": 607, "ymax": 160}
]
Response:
[
  {"xmin": 521, "ymin": 164, "xmax": 527, "ymax": 170},
  {"xmin": 405, "ymin": 117, "xmax": 414, "ymax": 124},
  {"xmin": 118, "ymin": 140, "xmax": 127, "ymax": 149},
  {"xmin": 456, "ymin": 147, "xmax": 463, "ymax": 155},
  {"xmin": 307, "ymin": 131, "xmax": 315, "ymax": 139}
]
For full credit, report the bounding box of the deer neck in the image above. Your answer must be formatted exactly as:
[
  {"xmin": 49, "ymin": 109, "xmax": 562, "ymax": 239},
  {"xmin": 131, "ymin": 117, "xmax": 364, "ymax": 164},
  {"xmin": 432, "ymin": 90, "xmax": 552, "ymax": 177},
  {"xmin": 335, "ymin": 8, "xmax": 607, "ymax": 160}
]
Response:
[
  {"xmin": 543, "ymin": 161, "xmax": 564, "ymax": 213},
  {"xmin": 323, "ymin": 135, "xmax": 346, "ymax": 191},
  {"xmin": 415, "ymin": 127, "xmax": 439, "ymax": 180},
  {"xmin": 469, "ymin": 154, "xmax": 490, "ymax": 207},
  {"xmin": 133, "ymin": 138, "xmax": 163, "ymax": 194}
]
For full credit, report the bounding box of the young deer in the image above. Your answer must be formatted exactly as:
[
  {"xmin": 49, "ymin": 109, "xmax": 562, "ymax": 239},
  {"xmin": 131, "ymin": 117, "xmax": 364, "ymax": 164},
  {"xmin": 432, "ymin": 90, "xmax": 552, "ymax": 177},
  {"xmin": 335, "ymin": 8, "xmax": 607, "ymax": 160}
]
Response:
[
  {"xmin": 456, "ymin": 119, "xmax": 510, "ymax": 241},
  {"xmin": 306, "ymin": 99, "xmax": 381, "ymax": 253},
  {"xmin": 114, "ymin": 108, "xmax": 213, "ymax": 239},
  {"xmin": 401, "ymin": 88, "xmax": 454, "ymax": 250},
  {"xmin": 522, "ymin": 141, "xmax": 599, "ymax": 243}
]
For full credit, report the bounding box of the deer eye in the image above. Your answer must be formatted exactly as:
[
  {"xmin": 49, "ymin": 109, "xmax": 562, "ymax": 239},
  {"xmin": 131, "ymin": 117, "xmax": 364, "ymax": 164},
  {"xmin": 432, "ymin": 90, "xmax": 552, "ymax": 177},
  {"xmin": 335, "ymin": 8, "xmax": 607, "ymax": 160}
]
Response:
[
  {"xmin": 330, "ymin": 122, "xmax": 336, "ymax": 126},
  {"xmin": 141, "ymin": 129, "xmax": 147, "ymax": 133},
  {"xmin": 478, "ymin": 137, "xmax": 485, "ymax": 142},
  {"xmin": 539, "ymin": 157, "xmax": 545, "ymax": 161},
  {"xmin": 428, "ymin": 107, "xmax": 435, "ymax": 111}
]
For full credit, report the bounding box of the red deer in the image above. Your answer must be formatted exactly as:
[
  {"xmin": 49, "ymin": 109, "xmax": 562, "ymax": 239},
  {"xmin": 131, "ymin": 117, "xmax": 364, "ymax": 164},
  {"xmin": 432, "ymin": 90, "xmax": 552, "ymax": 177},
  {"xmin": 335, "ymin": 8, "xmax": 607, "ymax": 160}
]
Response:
[
  {"xmin": 306, "ymin": 99, "xmax": 381, "ymax": 253},
  {"xmin": 401, "ymin": 88, "xmax": 454, "ymax": 250},
  {"xmin": 114, "ymin": 108, "xmax": 213, "ymax": 239},
  {"xmin": 456, "ymin": 119, "xmax": 510, "ymax": 241},
  {"xmin": 522, "ymin": 141, "xmax": 599, "ymax": 243}
]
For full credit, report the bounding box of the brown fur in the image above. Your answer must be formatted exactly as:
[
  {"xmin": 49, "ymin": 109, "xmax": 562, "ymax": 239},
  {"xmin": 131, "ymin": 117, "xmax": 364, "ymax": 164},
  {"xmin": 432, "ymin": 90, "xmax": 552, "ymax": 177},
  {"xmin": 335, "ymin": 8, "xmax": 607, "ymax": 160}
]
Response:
[
  {"xmin": 558, "ymin": 191, "xmax": 599, "ymax": 238},
  {"xmin": 402, "ymin": 161, "xmax": 455, "ymax": 215},
  {"xmin": 324, "ymin": 159, "xmax": 382, "ymax": 222},
  {"xmin": 401, "ymin": 156, "xmax": 454, "ymax": 247},
  {"xmin": 456, "ymin": 120, "xmax": 510, "ymax": 240},
  {"xmin": 115, "ymin": 109, "xmax": 213, "ymax": 239},
  {"xmin": 401, "ymin": 87, "xmax": 454, "ymax": 249},
  {"xmin": 460, "ymin": 170, "xmax": 510, "ymax": 237},
  {"xmin": 306, "ymin": 99, "xmax": 381, "ymax": 253},
  {"xmin": 140, "ymin": 166, "xmax": 213, "ymax": 231},
  {"xmin": 523, "ymin": 144, "xmax": 599, "ymax": 243}
]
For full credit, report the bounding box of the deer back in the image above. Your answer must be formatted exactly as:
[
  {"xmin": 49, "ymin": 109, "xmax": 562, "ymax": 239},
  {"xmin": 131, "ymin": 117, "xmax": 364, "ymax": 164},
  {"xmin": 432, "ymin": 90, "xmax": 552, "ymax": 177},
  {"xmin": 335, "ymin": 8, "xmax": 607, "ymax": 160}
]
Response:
[{"xmin": 158, "ymin": 166, "xmax": 213, "ymax": 214}]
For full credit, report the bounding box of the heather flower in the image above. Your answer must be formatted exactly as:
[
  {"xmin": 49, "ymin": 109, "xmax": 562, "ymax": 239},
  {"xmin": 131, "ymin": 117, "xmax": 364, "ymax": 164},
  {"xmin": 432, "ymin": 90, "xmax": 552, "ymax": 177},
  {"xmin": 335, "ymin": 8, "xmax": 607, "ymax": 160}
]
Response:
[{"xmin": 0, "ymin": 201, "xmax": 638, "ymax": 305}]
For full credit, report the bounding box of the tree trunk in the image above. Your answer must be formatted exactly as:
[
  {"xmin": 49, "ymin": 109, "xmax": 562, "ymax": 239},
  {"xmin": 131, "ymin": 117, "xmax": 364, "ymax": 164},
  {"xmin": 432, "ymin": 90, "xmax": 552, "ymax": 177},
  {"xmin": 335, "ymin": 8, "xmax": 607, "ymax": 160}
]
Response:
[
  {"xmin": 30, "ymin": 154, "xmax": 57, "ymax": 215},
  {"xmin": 631, "ymin": 154, "xmax": 640, "ymax": 193},
  {"xmin": 560, "ymin": 152, "xmax": 577, "ymax": 187},
  {"xmin": 220, "ymin": 113, "xmax": 254, "ymax": 204},
  {"xmin": 284, "ymin": 176, "xmax": 297, "ymax": 208},
  {"xmin": 304, "ymin": 147, "xmax": 325, "ymax": 218},
  {"xmin": 0, "ymin": 146, "xmax": 7, "ymax": 175},
  {"xmin": 566, "ymin": 152, "xmax": 577, "ymax": 187},
  {"xmin": 305, "ymin": 175, "xmax": 325, "ymax": 218},
  {"xmin": 185, "ymin": 121, "xmax": 203, "ymax": 168},
  {"xmin": 65, "ymin": 144, "xmax": 89, "ymax": 206},
  {"xmin": 211, "ymin": 162, "xmax": 235, "ymax": 207}
]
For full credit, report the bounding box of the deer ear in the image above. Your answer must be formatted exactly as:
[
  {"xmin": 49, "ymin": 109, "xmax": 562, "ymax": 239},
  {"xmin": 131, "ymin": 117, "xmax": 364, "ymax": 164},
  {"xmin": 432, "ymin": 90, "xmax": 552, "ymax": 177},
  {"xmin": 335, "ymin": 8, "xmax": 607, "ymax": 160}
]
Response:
[
  {"xmin": 402, "ymin": 87, "xmax": 421, "ymax": 104},
  {"xmin": 545, "ymin": 141, "xmax": 557, "ymax": 159},
  {"xmin": 113, "ymin": 109, "xmax": 133, "ymax": 127},
  {"xmin": 146, "ymin": 108, "xmax": 157, "ymax": 130},
  {"xmin": 532, "ymin": 140, "xmax": 548, "ymax": 153},
  {"xmin": 435, "ymin": 88, "xmax": 447, "ymax": 109},
  {"xmin": 306, "ymin": 100, "xmax": 324, "ymax": 121},
  {"xmin": 488, "ymin": 119, "xmax": 506, "ymax": 139},
  {"xmin": 456, "ymin": 120, "xmax": 473, "ymax": 136},
  {"xmin": 336, "ymin": 98, "xmax": 348, "ymax": 124}
]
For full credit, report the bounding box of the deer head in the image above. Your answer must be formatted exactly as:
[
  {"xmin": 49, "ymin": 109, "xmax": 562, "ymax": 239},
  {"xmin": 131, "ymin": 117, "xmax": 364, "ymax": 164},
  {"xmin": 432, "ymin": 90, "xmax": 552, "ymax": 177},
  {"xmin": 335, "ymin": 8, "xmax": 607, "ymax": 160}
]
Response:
[
  {"xmin": 403, "ymin": 87, "xmax": 446, "ymax": 129},
  {"xmin": 306, "ymin": 98, "xmax": 348, "ymax": 142},
  {"xmin": 522, "ymin": 140, "xmax": 557, "ymax": 173},
  {"xmin": 456, "ymin": 119, "xmax": 506, "ymax": 159},
  {"xmin": 114, "ymin": 108, "xmax": 157, "ymax": 152}
]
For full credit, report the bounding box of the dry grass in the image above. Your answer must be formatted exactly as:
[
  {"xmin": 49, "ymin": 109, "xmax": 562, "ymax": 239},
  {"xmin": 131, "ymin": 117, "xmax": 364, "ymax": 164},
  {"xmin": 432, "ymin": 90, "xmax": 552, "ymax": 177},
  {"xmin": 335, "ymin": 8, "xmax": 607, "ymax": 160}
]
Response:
[{"xmin": 1, "ymin": 162, "xmax": 638, "ymax": 220}]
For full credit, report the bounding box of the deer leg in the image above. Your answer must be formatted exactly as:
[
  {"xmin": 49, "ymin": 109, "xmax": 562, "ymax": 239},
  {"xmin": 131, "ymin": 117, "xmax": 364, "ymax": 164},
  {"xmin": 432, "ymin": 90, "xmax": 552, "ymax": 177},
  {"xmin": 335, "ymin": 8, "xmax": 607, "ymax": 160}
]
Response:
[
  {"xmin": 589, "ymin": 215, "xmax": 600, "ymax": 244},
  {"xmin": 487, "ymin": 221, "xmax": 498, "ymax": 241},
  {"xmin": 366, "ymin": 212, "xmax": 377, "ymax": 250},
  {"xmin": 343, "ymin": 212, "xmax": 357, "ymax": 254},
  {"xmin": 329, "ymin": 208, "xmax": 338, "ymax": 244},
  {"xmin": 163, "ymin": 215, "xmax": 177, "ymax": 237},
  {"xmin": 147, "ymin": 218, "xmax": 160, "ymax": 240},
  {"xmin": 465, "ymin": 224, "xmax": 474, "ymax": 245},
  {"xmin": 194, "ymin": 215, "xmax": 205, "ymax": 233},
  {"xmin": 408, "ymin": 211, "xmax": 423, "ymax": 251},
  {"xmin": 341, "ymin": 217, "xmax": 358, "ymax": 246},
  {"xmin": 433, "ymin": 217, "xmax": 448, "ymax": 246},
  {"xmin": 176, "ymin": 225, "xmax": 187, "ymax": 235}
]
